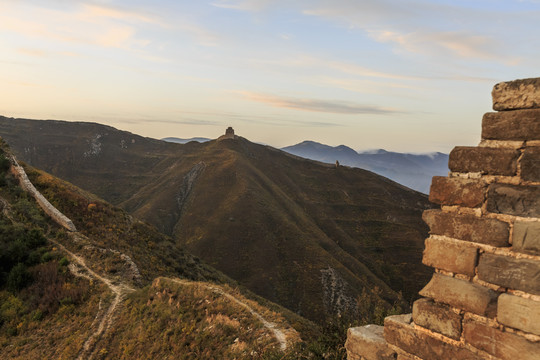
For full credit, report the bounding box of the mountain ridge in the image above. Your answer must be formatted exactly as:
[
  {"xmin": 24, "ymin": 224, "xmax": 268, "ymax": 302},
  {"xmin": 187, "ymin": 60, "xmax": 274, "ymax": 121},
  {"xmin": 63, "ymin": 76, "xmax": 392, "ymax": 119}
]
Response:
[
  {"xmin": 0, "ymin": 116, "xmax": 434, "ymax": 323},
  {"xmin": 0, "ymin": 139, "xmax": 316, "ymax": 359}
]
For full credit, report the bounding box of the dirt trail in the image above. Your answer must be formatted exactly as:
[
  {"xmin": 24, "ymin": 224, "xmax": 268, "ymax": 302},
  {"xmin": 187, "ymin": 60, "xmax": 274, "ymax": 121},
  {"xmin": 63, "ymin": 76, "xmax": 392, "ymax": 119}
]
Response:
[
  {"xmin": 48, "ymin": 236, "xmax": 134, "ymax": 360},
  {"xmin": 10, "ymin": 159, "xmax": 292, "ymax": 356},
  {"xmin": 9, "ymin": 161, "xmax": 135, "ymax": 360},
  {"xmin": 170, "ymin": 278, "xmax": 289, "ymax": 351}
]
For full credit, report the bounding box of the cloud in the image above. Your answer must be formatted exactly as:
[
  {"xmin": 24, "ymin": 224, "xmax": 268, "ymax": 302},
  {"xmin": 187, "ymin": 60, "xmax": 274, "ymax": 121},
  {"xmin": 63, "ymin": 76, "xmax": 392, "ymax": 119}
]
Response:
[
  {"xmin": 79, "ymin": 4, "xmax": 159, "ymax": 24},
  {"xmin": 369, "ymin": 29, "xmax": 504, "ymax": 61},
  {"xmin": 240, "ymin": 92, "xmax": 401, "ymax": 115},
  {"xmin": 210, "ymin": 0, "xmax": 274, "ymax": 11},
  {"xmin": 301, "ymin": 0, "xmax": 525, "ymax": 63},
  {"xmin": 17, "ymin": 48, "xmax": 47, "ymax": 57},
  {"xmin": 0, "ymin": 4, "xmax": 143, "ymax": 50}
]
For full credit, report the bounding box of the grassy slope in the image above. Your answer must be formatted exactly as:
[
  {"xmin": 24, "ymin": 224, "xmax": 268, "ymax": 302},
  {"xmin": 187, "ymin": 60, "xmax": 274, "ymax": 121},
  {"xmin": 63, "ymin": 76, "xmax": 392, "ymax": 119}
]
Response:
[
  {"xmin": 0, "ymin": 140, "xmax": 320, "ymax": 359},
  {"xmin": 0, "ymin": 117, "xmax": 433, "ymax": 323}
]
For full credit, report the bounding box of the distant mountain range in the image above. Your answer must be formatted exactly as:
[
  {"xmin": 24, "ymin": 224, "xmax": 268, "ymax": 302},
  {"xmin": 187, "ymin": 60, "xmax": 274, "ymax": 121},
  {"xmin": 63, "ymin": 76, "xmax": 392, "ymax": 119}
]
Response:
[
  {"xmin": 281, "ymin": 141, "xmax": 449, "ymax": 194},
  {"xmin": 162, "ymin": 136, "xmax": 211, "ymax": 144},
  {"xmin": 164, "ymin": 137, "xmax": 449, "ymax": 193}
]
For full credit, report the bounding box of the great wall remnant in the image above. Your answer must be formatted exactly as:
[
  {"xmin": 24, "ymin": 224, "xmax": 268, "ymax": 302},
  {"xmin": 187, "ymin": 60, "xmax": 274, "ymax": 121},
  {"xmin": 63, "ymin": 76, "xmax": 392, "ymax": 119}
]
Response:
[
  {"xmin": 345, "ymin": 77, "xmax": 540, "ymax": 360},
  {"xmin": 9, "ymin": 157, "xmax": 77, "ymax": 232}
]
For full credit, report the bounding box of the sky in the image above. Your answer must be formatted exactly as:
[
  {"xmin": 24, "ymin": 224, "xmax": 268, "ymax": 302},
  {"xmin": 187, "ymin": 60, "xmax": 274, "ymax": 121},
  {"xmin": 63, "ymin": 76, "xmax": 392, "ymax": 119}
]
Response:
[{"xmin": 0, "ymin": 0, "xmax": 539, "ymax": 152}]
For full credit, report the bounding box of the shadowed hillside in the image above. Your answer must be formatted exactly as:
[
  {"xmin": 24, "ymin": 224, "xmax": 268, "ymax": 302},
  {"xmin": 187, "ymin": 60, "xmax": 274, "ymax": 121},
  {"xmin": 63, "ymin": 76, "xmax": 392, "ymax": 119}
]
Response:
[{"xmin": 0, "ymin": 116, "xmax": 434, "ymax": 323}]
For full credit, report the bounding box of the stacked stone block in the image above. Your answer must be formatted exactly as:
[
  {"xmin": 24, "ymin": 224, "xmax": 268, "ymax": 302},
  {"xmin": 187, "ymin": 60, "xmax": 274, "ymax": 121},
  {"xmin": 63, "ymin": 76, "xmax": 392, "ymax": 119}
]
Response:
[{"xmin": 345, "ymin": 77, "xmax": 540, "ymax": 360}]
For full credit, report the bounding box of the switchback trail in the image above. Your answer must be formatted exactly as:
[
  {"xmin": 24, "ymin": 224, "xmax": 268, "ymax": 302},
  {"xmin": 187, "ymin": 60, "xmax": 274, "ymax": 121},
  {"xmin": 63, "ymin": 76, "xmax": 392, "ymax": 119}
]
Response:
[
  {"xmin": 48, "ymin": 235, "xmax": 135, "ymax": 360},
  {"xmin": 9, "ymin": 157, "xmax": 292, "ymax": 357},
  {"xmin": 9, "ymin": 159, "xmax": 136, "ymax": 360}
]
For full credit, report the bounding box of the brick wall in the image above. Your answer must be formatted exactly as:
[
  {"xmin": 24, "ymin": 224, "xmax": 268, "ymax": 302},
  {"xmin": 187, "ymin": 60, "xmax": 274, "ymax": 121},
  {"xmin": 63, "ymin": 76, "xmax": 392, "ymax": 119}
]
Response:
[{"xmin": 345, "ymin": 77, "xmax": 540, "ymax": 360}]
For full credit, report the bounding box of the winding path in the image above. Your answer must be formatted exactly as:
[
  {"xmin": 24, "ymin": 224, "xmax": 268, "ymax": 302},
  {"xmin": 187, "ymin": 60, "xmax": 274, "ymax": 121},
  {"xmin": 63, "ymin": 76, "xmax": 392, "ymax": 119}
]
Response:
[
  {"xmin": 48, "ymin": 236, "xmax": 134, "ymax": 360},
  {"xmin": 9, "ymin": 158, "xmax": 292, "ymax": 356},
  {"xmin": 9, "ymin": 160, "xmax": 136, "ymax": 360}
]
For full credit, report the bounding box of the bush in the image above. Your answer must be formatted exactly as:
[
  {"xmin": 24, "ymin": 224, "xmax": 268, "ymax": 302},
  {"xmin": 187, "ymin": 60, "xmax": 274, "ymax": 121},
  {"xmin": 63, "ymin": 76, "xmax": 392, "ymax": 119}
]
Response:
[
  {"xmin": 41, "ymin": 252, "xmax": 53, "ymax": 263},
  {"xmin": 0, "ymin": 154, "xmax": 10, "ymax": 173},
  {"xmin": 59, "ymin": 257, "xmax": 69, "ymax": 267},
  {"xmin": 7, "ymin": 263, "xmax": 32, "ymax": 292}
]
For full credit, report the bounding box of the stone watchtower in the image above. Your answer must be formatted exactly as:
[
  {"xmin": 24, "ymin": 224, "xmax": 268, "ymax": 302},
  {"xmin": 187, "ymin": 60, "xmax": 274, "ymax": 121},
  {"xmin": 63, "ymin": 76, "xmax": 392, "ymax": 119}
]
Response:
[
  {"xmin": 218, "ymin": 127, "xmax": 236, "ymax": 141},
  {"xmin": 345, "ymin": 78, "xmax": 540, "ymax": 360}
]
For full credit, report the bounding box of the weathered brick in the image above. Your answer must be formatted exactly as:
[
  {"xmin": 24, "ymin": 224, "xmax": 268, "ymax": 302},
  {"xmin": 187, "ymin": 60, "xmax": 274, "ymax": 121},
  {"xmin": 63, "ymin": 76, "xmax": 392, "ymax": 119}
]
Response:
[
  {"xmin": 482, "ymin": 109, "xmax": 540, "ymax": 141},
  {"xmin": 513, "ymin": 221, "xmax": 540, "ymax": 255},
  {"xmin": 423, "ymin": 209, "xmax": 509, "ymax": 247},
  {"xmin": 345, "ymin": 325, "xmax": 396, "ymax": 360},
  {"xmin": 419, "ymin": 273, "xmax": 498, "ymax": 317},
  {"xmin": 521, "ymin": 147, "xmax": 540, "ymax": 182},
  {"xmin": 498, "ymin": 293, "xmax": 540, "ymax": 336},
  {"xmin": 412, "ymin": 298, "xmax": 462, "ymax": 340},
  {"xmin": 422, "ymin": 237, "xmax": 477, "ymax": 276},
  {"xmin": 449, "ymin": 146, "xmax": 519, "ymax": 175},
  {"xmin": 429, "ymin": 177, "xmax": 486, "ymax": 208},
  {"xmin": 486, "ymin": 184, "xmax": 540, "ymax": 217},
  {"xmin": 477, "ymin": 253, "xmax": 540, "ymax": 294},
  {"xmin": 492, "ymin": 78, "xmax": 540, "ymax": 111},
  {"xmin": 384, "ymin": 314, "xmax": 481, "ymax": 360},
  {"xmin": 396, "ymin": 354, "xmax": 416, "ymax": 360},
  {"xmin": 463, "ymin": 319, "xmax": 540, "ymax": 360}
]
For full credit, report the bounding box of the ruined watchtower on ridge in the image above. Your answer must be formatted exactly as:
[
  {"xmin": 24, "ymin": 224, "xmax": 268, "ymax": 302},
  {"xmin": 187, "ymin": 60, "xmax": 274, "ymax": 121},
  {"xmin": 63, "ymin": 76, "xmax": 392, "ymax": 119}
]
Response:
[{"xmin": 218, "ymin": 126, "xmax": 236, "ymax": 141}]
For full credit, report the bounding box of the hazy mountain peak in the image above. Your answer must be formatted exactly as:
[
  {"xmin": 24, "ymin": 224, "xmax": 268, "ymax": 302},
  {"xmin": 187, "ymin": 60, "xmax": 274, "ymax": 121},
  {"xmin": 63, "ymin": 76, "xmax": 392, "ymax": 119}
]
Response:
[{"xmin": 282, "ymin": 140, "xmax": 449, "ymax": 193}]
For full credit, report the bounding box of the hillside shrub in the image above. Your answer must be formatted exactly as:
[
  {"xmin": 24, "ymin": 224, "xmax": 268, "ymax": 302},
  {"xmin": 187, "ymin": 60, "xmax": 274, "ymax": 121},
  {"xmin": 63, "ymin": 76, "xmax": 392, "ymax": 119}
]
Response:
[
  {"xmin": 0, "ymin": 154, "xmax": 10, "ymax": 173},
  {"xmin": 7, "ymin": 263, "xmax": 32, "ymax": 292}
]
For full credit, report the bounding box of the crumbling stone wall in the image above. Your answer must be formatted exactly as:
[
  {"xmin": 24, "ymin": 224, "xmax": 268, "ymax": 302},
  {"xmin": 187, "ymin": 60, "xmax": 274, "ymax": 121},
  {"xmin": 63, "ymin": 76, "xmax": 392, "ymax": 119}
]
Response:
[
  {"xmin": 345, "ymin": 77, "xmax": 540, "ymax": 360},
  {"xmin": 9, "ymin": 157, "xmax": 77, "ymax": 232}
]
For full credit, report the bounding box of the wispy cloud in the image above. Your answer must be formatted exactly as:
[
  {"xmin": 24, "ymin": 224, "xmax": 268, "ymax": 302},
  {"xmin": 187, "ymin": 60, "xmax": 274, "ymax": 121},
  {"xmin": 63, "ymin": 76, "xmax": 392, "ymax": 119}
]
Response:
[
  {"xmin": 79, "ymin": 4, "xmax": 160, "ymax": 24},
  {"xmin": 301, "ymin": 0, "xmax": 525, "ymax": 63},
  {"xmin": 17, "ymin": 48, "xmax": 47, "ymax": 58},
  {"xmin": 210, "ymin": 0, "xmax": 274, "ymax": 11},
  {"xmin": 369, "ymin": 29, "xmax": 510, "ymax": 62},
  {"xmin": 240, "ymin": 92, "xmax": 401, "ymax": 115}
]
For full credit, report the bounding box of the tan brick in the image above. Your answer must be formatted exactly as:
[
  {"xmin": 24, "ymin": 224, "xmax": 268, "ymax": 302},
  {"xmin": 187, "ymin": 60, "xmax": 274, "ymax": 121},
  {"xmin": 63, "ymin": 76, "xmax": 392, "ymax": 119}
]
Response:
[
  {"xmin": 498, "ymin": 293, "xmax": 540, "ymax": 336},
  {"xmin": 521, "ymin": 147, "xmax": 540, "ymax": 182},
  {"xmin": 412, "ymin": 298, "xmax": 462, "ymax": 340},
  {"xmin": 482, "ymin": 109, "xmax": 540, "ymax": 141},
  {"xmin": 477, "ymin": 253, "xmax": 540, "ymax": 294},
  {"xmin": 463, "ymin": 319, "xmax": 540, "ymax": 360},
  {"xmin": 384, "ymin": 314, "xmax": 481, "ymax": 360},
  {"xmin": 422, "ymin": 237, "xmax": 477, "ymax": 276},
  {"xmin": 449, "ymin": 146, "xmax": 519, "ymax": 175},
  {"xmin": 345, "ymin": 325, "xmax": 396, "ymax": 360},
  {"xmin": 492, "ymin": 78, "xmax": 540, "ymax": 111},
  {"xmin": 486, "ymin": 184, "xmax": 540, "ymax": 217},
  {"xmin": 429, "ymin": 177, "xmax": 486, "ymax": 208},
  {"xmin": 419, "ymin": 273, "xmax": 498, "ymax": 317},
  {"xmin": 396, "ymin": 354, "xmax": 416, "ymax": 360},
  {"xmin": 423, "ymin": 209, "xmax": 509, "ymax": 247},
  {"xmin": 513, "ymin": 221, "xmax": 540, "ymax": 255}
]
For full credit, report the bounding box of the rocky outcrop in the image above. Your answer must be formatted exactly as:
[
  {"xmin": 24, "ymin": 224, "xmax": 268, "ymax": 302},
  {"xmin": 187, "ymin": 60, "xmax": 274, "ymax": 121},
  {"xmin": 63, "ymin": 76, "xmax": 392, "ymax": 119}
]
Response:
[
  {"xmin": 176, "ymin": 162, "xmax": 206, "ymax": 217},
  {"xmin": 346, "ymin": 77, "xmax": 540, "ymax": 359}
]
